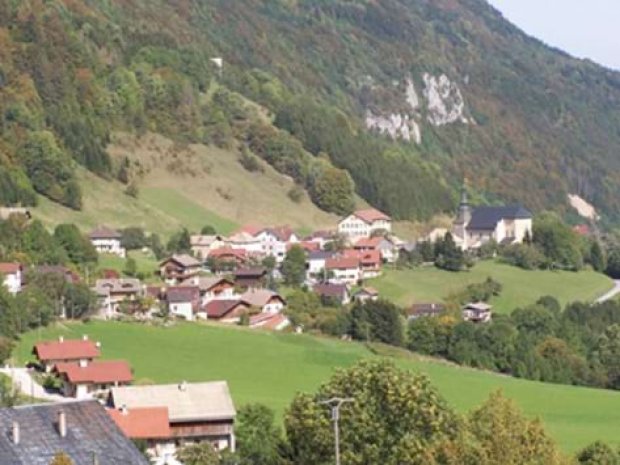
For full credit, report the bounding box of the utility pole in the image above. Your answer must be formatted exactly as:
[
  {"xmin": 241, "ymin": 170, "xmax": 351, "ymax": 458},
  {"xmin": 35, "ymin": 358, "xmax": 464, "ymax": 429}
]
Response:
[{"xmin": 320, "ymin": 397, "xmax": 354, "ymax": 465}]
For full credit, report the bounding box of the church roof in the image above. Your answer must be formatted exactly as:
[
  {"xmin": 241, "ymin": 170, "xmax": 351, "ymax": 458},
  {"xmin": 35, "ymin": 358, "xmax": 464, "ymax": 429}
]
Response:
[{"xmin": 467, "ymin": 206, "xmax": 532, "ymax": 231}]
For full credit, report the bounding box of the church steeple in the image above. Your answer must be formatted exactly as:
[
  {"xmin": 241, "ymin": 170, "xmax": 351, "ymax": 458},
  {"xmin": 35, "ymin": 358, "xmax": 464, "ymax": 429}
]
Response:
[{"xmin": 456, "ymin": 179, "xmax": 471, "ymax": 225}]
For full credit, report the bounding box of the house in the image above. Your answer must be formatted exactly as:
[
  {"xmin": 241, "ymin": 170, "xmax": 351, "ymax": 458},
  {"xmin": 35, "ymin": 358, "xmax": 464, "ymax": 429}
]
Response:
[
  {"xmin": 293, "ymin": 241, "xmax": 321, "ymax": 253},
  {"xmin": 89, "ymin": 226, "xmax": 126, "ymax": 257},
  {"xmin": 110, "ymin": 381, "xmax": 236, "ymax": 453},
  {"xmin": 167, "ymin": 286, "xmax": 201, "ymax": 321},
  {"xmin": 306, "ymin": 250, "xmax": 334, "ymax": 278},
  {"xmin": 462, "ymin": 302, "xmax": 493, "ymax": 323},
  {"xmin": 337, "ymin": 208, "xmax": 392, "ymax": 241},
  {"xmin": 347, "ymin": 249, "xmax": 382, "ymax": 279},
  {"xmin": 208, "ymin": 247, "xmax": 249, "ymax": 270},
  {"xmin": 159, "ymin": 254, "xmax": 202, "ymax": 284},
  {"xmin": 241, "ymin": 289, "xmax": 285, "ymax": 314},
  {"xmin": 452, "ymin": 187, "xmax": 533, "ymax": 250},
  {"xmin": 407, "ymin": 303, "xmax": 446, "ymax": 320},
  {"xmin": 249, "ymin": 313, "xmax": 290, "ymax": 331},
  {"xmin": 255, "ymin": 226, "xmax": 299, "ymax": 262},
  {"xmin": 0, "ymin": 400, "xmax": 149, "ymax": 465},
  {"xmin": 190, "ymin": 235, "xmax": 227, "ymax": 261},
  {"xmin": 0, "ymin": 263, "xmax": 22, "ymax": 294},
  {"xmin": 325, "ymin": 256, "xmax": 360, "ymax": 285},
  {"xmin": 54, "ymin": 360, "xmax": 133, "ymax": 399},
  {"xmin": 313, "ymin": 283, "xmax": 351, "ymax": 305},
  {"xmin": 182, "ymin": 276, "xmax": 236, "ymax": 305},
  {"xmin": 234, "ymin": 268, "xmax": 268, "ymax": 289},
  {"xmin": 107, "ymin": 406, "xmax": 172, "ymax": 458},
  {"xmin": 305, "ymin": 230, "xmax": 336, "ymax": 249},
  {"xmin": 203, "ymin": 299, "xmax": 251, "ymax": 322},
  {"xmin": 354, "ymin": 236, "xmax": 398, "ymax": 263},
  {"xmin": 226, "ymin": 231, "xmax": 264, "ymax": 255},
  {"xmin": 33, "ymin": 265, "xmax": 80, "ymax": 284},
  {"xmin": 33, "ymin": 336, "xmax": 101, "ymax": 373},
  {"xmin": 93, "ymin": 278, "xmax": 143, "ymax": 318},
  {"xmin": 353, "ymin": 287, "xmax": 379, "ymax": 303}
]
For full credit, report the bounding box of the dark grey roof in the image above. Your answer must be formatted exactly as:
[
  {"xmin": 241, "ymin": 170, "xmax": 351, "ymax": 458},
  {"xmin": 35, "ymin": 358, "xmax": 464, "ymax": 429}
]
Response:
[
  {"xmin": 467, "ymin": 205, "xmax": 532, "ymax": 231},
  {"xmin": 313, "ymin": 283, "xmax": 348, "ymax": 298},
  {"xmin": 0, "ymin": 400, "xmax": 149, "ymax": 465},
  {"xmin": 308, "ymin": 251, "xmax": 334, "ymax": 260}
]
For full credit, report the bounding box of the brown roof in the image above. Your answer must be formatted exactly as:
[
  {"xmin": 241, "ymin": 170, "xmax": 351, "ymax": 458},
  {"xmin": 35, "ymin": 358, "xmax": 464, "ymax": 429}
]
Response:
[
  {"xmin": 356, "ymin": 287, "xmax": 379, "ymax": 296},
  {"xmin": 108, "ymin": 407, "xmax": 171, "ymax": 439},
  {"xmin": 204, "ymin": 300, "xmax": 249, "ymax": 319},
  {"xmin": 326, "ymin": 256, "xmax": 360, "ymax": 270},
  {"xmin": 313, "ymin": 283, "xmax": 349, "ymax": 298},
  {"xmin": 167, "ymin": 286, "xmax": 200, "ymax": 303},
  {"xmin": 0, "ymin": 263, "xmax": 21, "ymax": 274},
  {"xmin": 161, "ymin": 254, "xmax": 202, "ymax": 268},
  {"xmin": 209, "ymin": 247, "xmax": 247, "ymax": 261},
  {"xmin": 181, "ymin": 277, "xmax": 234, "ymax": 292},
  {"xmin": 55, "ymin": 360, "xmax": 133, "ymax": 384},
  {"xmin": 234, "ymin": 268, "xmax": 267, "ymax": 278},
  {"xmin": 34, "ymin": 339, "xmax": 101, "ymax": 362},
  {"xmin": 262, "ymin": 226, "xmax": 295, "ymax": 242},
  {"xmin": 353, "ymin": 208, "xmax": 391, "ymax": 224},
  {"xmin": 354, "ymin": 237, "xmax": 383, "ymax": 249},
  {"xmin": 241, "ymin": 289, "xmax": 284, "ymax": 307},
  {"xmin": 407, "ymin": 303, "xmax": 446, "ymax": 317},
  {"xmin": 89, "ymin": 226, "xmax": 122, "ymax": 240}
]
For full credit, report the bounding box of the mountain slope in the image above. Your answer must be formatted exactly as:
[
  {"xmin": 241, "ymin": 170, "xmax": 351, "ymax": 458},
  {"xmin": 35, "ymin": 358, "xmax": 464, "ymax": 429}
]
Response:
[{"xmin": 0, "ymin": 0, "xmax": 619, "ymax": 224}]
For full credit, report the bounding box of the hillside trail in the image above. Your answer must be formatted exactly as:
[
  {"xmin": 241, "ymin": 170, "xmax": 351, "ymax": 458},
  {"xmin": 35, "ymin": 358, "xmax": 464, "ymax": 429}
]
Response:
[{"xmin": 596, "ymin": 280, "xmax": 620, "ymax": 303}]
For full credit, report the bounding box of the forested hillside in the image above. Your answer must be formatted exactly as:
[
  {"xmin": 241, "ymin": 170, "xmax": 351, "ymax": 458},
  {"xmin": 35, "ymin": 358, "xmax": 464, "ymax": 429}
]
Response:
[{"xmin": 1, "ymin": 0, "xmax": 619, "ymax": 223}]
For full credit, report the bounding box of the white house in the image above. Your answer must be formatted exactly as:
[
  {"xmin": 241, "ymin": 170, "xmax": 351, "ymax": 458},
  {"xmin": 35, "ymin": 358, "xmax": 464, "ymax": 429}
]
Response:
[
  {"xmin": 462, "ymin": 302, "xmax": 493, "ymax": 323},
  {"xmin": 89, "ymin": 226, "xmax": 126, "ymax": 257},
  {"xmin": 240, "ymin": 289, "xmax": 285, "ymax": 314},
  {"xmin": 306, "ymin": 251, "xmax": 334, "ymax": 279},
  {"xmin": 191, "ymin": 235, "xmax": 227, "ymax": 261},
  {"xmin": 255, "ymin": 227, "xmax": 299, "ymax": 263},
  {"xmin": 167, "ymin": 286, "xmax": 200, "ymax": 321},
  {"xmin": 183, "ymin": 277, "xmax": 237, "ymax": 306},
  {"xmin": 226, "ymin": 232, "xmax": 264, "ymax": 254},
  {"xmin": 325, "ymin": 256, "xmax": 361, "ymax": 285},
  {"xmin": 338, "ymin": 209, "xmax": 392, "ymax": 241},
  {"xmin": 452, "ymin": 188, "xmax": 533, "ymax": 250},
  {"xmin": 0, "ymin": 263, "xmax": 22, "ymax": 294}
]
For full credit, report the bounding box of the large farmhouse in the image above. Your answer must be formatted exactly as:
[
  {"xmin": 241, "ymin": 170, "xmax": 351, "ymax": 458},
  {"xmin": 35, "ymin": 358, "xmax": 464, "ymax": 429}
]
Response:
[{"xmin": 338, "ymin": 208, "xmax": 392, "ymax": 241}]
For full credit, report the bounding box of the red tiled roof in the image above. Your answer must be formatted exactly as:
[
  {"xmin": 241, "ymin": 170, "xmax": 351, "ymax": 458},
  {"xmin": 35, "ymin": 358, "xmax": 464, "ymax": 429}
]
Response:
[
  {"xmin": 342, "ymin": 249, "xmax": 381, "ymax": 266},
  {"xmin": 204, "ymin": 299, "xmax": 249, "ymax": 319},
  {"xmin": 108, "ymin": 407, "xmax": 171, "ymax": 439},
  {"xmin": 288, "ymin": 241, "xmax": 320, "ymax": 252},
  {"xmin": 235, "ymin": 225, "xmax": 263, "ymax": 236},
  {"xmin": 354, "ymin": 237, "xmax": 383, "ymax": 249},
  {"xmin": 572, "ymin": 224, "xmax": 591, "ymax": 236},
  {"xmin": 34, "ymin": 339, "xmax": 100, "ymax": 362},
  {"xmin": 209, "ymin": 247, "xmax": 247, "ymax": 261},
  {"xmin": 326, "ymin": 256, "xmax": 360, "ymax": 270},
  {"xmin": 263, "ymin": 226, "xmax": 295, "ymax": 242},
  {"xmin": 55, "ymin": 360, "xmax": 133, "ymax": 384},
  {"xmin": 260, "ymin": 314, "xmax": 289, "ymax": 330},
  {"xmin": 0, "ymin": 263, "xmax": 21, "ymax": 274},
  {"xmin": 353, "ymin": 208, "xmax": 391, "ymax": 224},
  {"xmin": 102, "ymin": 269, "xmax": 121, "ymax": 279}
]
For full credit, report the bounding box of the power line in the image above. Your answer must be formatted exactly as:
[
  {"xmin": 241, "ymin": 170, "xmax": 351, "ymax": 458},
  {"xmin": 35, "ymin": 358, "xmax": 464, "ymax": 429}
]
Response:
[{"xmin": 319, "ymin": 397, "xmax": 354, "ymax": 465}]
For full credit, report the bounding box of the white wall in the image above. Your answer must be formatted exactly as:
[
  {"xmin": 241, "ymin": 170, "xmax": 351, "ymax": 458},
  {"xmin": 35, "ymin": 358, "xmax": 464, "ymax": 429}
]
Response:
[
  {"xmin": 3, "ymin": 271, "xmax": 21, "ymax": 295},
  {"xmin": 170, "ymin": 302, "xmax": 194, "ymax": 321},
  {"xmin": 92, "ymin": 238, "xmax": 126, "ymax": 257}
]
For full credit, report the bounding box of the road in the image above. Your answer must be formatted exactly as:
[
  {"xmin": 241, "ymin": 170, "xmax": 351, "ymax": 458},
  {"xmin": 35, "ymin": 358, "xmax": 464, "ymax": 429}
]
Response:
[
  {"xmin": 0, "ymin": 367, "xmax": 69, "ymax": 403},
  {"xmin": 596, "ymin": 280, "xmax": 620, "ymax": 303}
]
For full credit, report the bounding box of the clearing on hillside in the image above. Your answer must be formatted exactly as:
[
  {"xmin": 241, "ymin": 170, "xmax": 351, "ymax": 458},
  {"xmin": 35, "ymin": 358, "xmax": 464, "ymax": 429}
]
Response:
[
  {"xmin": 371, "ymin": 260, "xmax": 613, "ymax": 312},
  {"xmin": 14, "ymin": 321, "xmax": 620, "ymax": 453}
]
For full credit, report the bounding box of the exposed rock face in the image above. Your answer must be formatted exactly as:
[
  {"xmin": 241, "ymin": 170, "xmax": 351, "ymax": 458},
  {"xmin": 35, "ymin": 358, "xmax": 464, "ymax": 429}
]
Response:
[
  {"xmin": 364, "ymin": 74, "xmax": 468, "ymax": 144},
  {"xmin": 422, "ymin": 73, "xmax": 468, "ymax": 126}
]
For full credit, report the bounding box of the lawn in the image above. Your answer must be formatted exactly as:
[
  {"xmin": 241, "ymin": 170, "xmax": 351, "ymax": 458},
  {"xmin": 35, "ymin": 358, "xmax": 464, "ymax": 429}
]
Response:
[
  {"xmin": 97, "ymin": 251, "xmax": 160, "ymax": 280},
  {"xmin": 371, "ymin": 260, "xmax": 613, "ymax": 313},
  {"xmin": 14, "ymin": 321, "xmax": 620, "ymax": 453}
]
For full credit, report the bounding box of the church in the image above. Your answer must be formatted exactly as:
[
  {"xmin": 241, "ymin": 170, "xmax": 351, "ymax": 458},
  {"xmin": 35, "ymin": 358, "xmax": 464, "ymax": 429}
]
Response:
[{"xmin": 451, "ymin": 187, "xmax": 533, "ymax": 250}]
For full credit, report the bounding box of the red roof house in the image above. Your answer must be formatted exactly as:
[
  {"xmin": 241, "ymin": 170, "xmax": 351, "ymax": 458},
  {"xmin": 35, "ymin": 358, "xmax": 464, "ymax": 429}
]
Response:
[
  {"xmin": 353, "ymin": 208, "xmax": 391, "ymax": 224},
  {"xmin": 33, "ymin": 337, "xmax": 101, "ymax": 372},
  {"xmin": 55, "ymin": 360, "xmax": 133, "ymax": 398},
  {"xmin": 108, "ymin": 407, "xmax": 171, "ymax": 439}
]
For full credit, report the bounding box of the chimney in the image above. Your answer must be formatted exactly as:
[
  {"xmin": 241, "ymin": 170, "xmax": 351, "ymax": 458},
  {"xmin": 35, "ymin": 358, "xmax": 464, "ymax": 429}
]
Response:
[
  {"xmin": 121, "ymin": 404, "xmax": 128, "ymax": 416},
  {"xmin": 179, "ymin": 381, "xmax": 187, "ymax": 392},
  {"xmin": 58, "ymin": 411, "xmax": 67, "ymax": 438},
  {"xmin": 82, "ymin": 334, "xmax": 89, "ymax": 341},
  {"xmin": 11, "ymin": 421, "xmax": 19, "ymax": 445},
  {"xmin": 59, "ymin": 336, "xmax": 64, "ymax": 343},
  {"xmin": 95, "ymin": 341, "xmax": 101, "ymax": 349},
  {"xmin": 92, "ymin": 451, "xmax": 99, "ymax": 465},
  {"xmin": 79, "ymin": 359, "xmax": 88, "ymax": 368}
]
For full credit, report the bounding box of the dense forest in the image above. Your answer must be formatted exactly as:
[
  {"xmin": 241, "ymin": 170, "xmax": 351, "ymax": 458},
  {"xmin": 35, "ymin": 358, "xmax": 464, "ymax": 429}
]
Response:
[{"xmin": 0, "ymin": 0, "xmax": 619, "ymax": 223}]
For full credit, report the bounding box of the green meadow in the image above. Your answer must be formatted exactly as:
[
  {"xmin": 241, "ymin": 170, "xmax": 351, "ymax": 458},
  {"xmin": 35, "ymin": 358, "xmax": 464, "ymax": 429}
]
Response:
[
  {"xmin": 371, "ymin": 260, "xmax": 613, "ymax": 312},
  {"xmin": 14, "ymin": 321, "xmax": 620, "ymax": 453}
]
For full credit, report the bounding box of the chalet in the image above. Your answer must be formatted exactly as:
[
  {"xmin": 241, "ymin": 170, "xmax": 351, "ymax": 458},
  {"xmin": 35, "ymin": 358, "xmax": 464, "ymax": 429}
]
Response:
[
  {"xmin": 159, "ymin": 254, "xmax": 202, "ymax": 284},
  {"xmin": 0, "ymin": 401, "xmax": 149, "ymax": 465},
  {"xmin": 313, "ymin": 283, "xmax": 351, "ymax": 305},
  {"xmin": 108, "ymin": 406, "xmax": 172, "ymax": 458},
  {"xmin": 452, "ymin": 187, "xmax": 532, "ymax": 250},
  {"xmin": 89, "ymin": 225, "xmax": 126, "ymax": 258},
  {"xmin": 342, "ymin": 249, "xmax": 382, "ymax": 279},
  {"xmin": 208, "ymin": 247, "xmax": 248, "ymax": 269},
  {"xmin": 462, "ymin": 302, "xmax": 493, "ymax": 323},
  {"xmin": 0, "ymin": 263, "xmax": 22, "ymax": 294},
  {"xmin": 326, "ymin": 256, "xmax": 360, "ymax": 285},
  {"xmin": 190, "ymin": 234, "xmax": 227, "ymax": 260},
  {"xmin": 407, "ymin": 303, "xmax": 446, "ymax": 320},
  {"xmin": 167, "ymin": 286, "xmax": 201, "ymax": 321},
  {"xmin": 203, "ymin": 299, "xmax": 251, "ymax": 322},
  {"xmin": 110, "ymin": 381, "xmax": 236, "ymax": 453},
  {"xmin": 338, "ymin": 208, "xmax": 392, "ymax": 241},
  {"xmin": 93, "ymin": 278, "xmax": 143, "ymax": 318},
  {"xmin": 182, "ymin": 276, "xmax": 236, "ymax": 305},
  {"xmin": 226, "ymin": 231, "xmax": 264, "ymax": 254},
  {"xmin": 33, "ymin": 336, "xmax": 101, "ymax": 373},
  {"xmin": 256, "ymin": 226, "xmax": 299, "ymax": 262},
  {"xmin": 353, "ymin": 287, "xmax": 379, "ymax": 303},
  {"xmin": 55, "ymin": 360, "xmax": 133, "ymax": 399},
  {"xmin": 306, "ymin": 250, "xmax": 334, "ymax": 278},
  {"xmin": 354, "ymin": 236, "xmax": 398, "ymax": 263},
  {"xmin": 240, "ymin": 289, "xmax": 285, "ymax": 314},
  {"xmin": 234, "ymin": 267, "xmax": 268, "ymax": 289}
]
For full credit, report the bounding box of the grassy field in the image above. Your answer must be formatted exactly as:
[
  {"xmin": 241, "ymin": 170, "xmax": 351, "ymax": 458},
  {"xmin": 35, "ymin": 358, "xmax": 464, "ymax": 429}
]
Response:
[
  {"xmin": 98, "ymin": 251, "xmax": 160, "ymax": 279},
  {"xmin": 371, "ymin": 260, "xmax": 613, "ymax": 313},
  {"xmin": 14, "ymin": 321, "xmax": 620, "ymax": 453}
]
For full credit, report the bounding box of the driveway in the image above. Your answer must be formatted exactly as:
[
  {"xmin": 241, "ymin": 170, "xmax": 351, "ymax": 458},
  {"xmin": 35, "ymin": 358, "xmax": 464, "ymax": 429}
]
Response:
[
  {"xmin": 0, "ymin": 367, "xmax": 69, "ymax": 403},
  {"xmin": 596, "ymin": 280, "xmax": 620, "ymax": 303}
]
